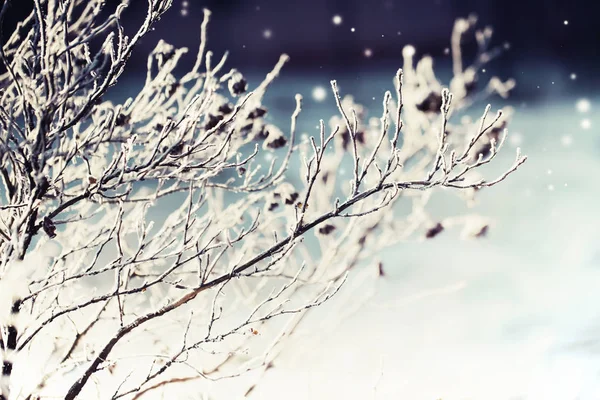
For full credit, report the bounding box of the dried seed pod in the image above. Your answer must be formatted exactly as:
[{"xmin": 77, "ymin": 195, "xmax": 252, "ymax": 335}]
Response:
[
  {"xmin": 460, "ymin": 217, "xmax": 491, "ymax": 239},
  {"xmin": 252, "ymin": 124, "xmax": 268, "ymax": 140},
  {"xmin": 425, "ymin": 222, "xmax": 444, "ymax": 239},
  {"xmin": 377, "ymin": 262, "xmax": 385, "ymax": 277},
  {"xmin": 168, "ymin": 142, "xmax": 186, "ymax": 157},
  {"xmin": 218, "ymin": 103, "xmax": 234, "ymax": 115},
  {"xmin": 284, "ymin": 192, "xmax": 299, "ymax": 205},
  {"xmin": 167, "ymin": 82, "xmax": 181, "ymax": 97},
  {"xmin": 318, "ymin": 224, "xmax": 336, "ymax": 235},
  {"xmin": 473, "ymin": 141, "xmax": 492, "ymax": 160},
  {"xmin": 415, "ymin": 91, "xmax": 443, "ymax": 113},
  {"xmin": 43, "ymin": 216, "xmax": 57, "ymax": 239},
  {"xmin": 356, "ymin": 130, "xmax": 366, "ymax": 144},
  {"xmin": 229, "ymin": 72, "xmax": 248, "ymax": 96},
  {"xmin": 248, "ymin": 107, "xmax": 267, "ymax": 119},
  {"xmin": 272, "ymin": 183, "xmax": 298, "ymax": 205},
  {"xmin": 205, "ymin": 114, "xmax": 223, "ymax": 130},
  {"xmin": 74, "ymin": 57, "xmax": 87, "ymax": 67},
  {"xmin": 36, "ymin": 175, "xmax": 50, "ymax": 195},
  {"xmin": 473, "ymin": 225, "xmax": 489, "ymax": 238},
  {"xmin": 115, "ymin": 113, "xmax": 130, "ymax": 126},
  {"xmin": 262, "ymin": 124, "xmax": 287, "ymax": 150},
  {"xmin": 489, "ymin": 116, "xmax": 509, "ymax": 139},
  {"xmin": 241, "ymin": 122, "xmax": 256, "ymax": 138},
  {"xmin": 340, "ymin": 128, "xmax": 366, "ymax": 150}
]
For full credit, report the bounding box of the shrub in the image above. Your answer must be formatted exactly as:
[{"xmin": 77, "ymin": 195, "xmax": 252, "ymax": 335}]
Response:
[{"xmin": 0, "ymin": 1, "xmax": 525, "ymax": 398}]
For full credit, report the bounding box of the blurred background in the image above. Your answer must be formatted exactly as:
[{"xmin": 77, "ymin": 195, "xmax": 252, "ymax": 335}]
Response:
[
  {"xmin": 4, "ymin": 0, "xmax": 600, "ymax": 398},
  {"xmin": 4, "ymin": 0, "xmax": 599, "ymax": 97}
]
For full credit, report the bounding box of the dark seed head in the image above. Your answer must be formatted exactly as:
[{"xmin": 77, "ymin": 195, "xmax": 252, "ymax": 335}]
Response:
[
  {"xmin": 473, "ymin": 142, "xmax": 492, "ymax": 160},
  {"xmin": 378, "ymin": 262, "xmax": 385, "ymax": 277},
  {"xmin": 167, "ymin": 82, "xmax": 181, "ymax": 97},
  {"xmin": 161, "ymin": 48, "xmax": 176, "ymax": 62},
  {"xmin": 425, "ymin": 222, "xmax": 444, "ymax": 239},
  {"xmin": 248, "ymin": 107, "xmax": 267, "ymax": 119},
  {"xmin": 115, "ymin": 113, "xmax": 130, "ymax": 126},
  {"xmin": 74, "ymin": 57, "xmax": 87, "ymax": 67},
  {"xmin": 169, "ymin": 142, "xmax": 185, "ymax": 157},
  {"xmin": 241, "ymin": 122, "xmax": 255, "ymax": 137},
  {"xmin": 229, "ymin": 75, "xmax": 248, "ymax": 96},
  {"xmin": 284, "ymin": 192, "xmax": 299, "ymax": 205},
  {"xmin": 43, "ymin": 216, "xmax": 57, "ymax": 239},
  {"xmin": 318, "ymin": 224, "xmax": 336, "ymax": 235},
  {"xmin": 266, "ymin": 135, "xmax": 287, "ymax": 150},
  {"xmin": 11, "ymin": 299, "xmax": 22, "ymax": 314},
  {"xmin": 474, "ymin": 225, "xmax": 489, "ymax": 238},
  {"xmin": 218, "ymin": 103, "xmax": 234, "ymax": 115},
  {"xmin": 205, "ymin": 114, "xmax": 224, "ymax": 130},
  {"xmin": 415, "ymin": 91, "xmax": 443, "ymax": 113},
  {"xmin": 252, "ymin": 124, "xmax": 269, "ymax": 140}
]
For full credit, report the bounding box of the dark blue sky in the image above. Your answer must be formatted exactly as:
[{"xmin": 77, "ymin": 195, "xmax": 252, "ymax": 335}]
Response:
[
  {"xmin": 3, "ymin": 0, "xmax": 597, "ymax": 65},
  {"xmin": 126, "ymin": 0, "xmax": 593, "ymax": 72},
  {"xmin": 2, "ymin": 0, "xmax": 598, "ymax": 94}
]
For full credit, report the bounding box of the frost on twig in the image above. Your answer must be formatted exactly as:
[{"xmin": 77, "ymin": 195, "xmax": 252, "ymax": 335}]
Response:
[{"xmin": 0, "ymin": 2, "xmax": 525, "ymax": 399}]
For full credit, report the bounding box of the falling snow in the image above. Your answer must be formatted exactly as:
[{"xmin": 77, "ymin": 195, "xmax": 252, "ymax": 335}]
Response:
[
  {"xmin": 364, "ymin": 48, "xmax": 373, "ymax": 58},
  {"xmin": 263, "ymin": 29, "xmax": 272, "ymax": 39},
  {"xmin": 575, "ymin": 98, "xmax": 591, "ymax": 113},
  {"xmin": 509, "ymin": 132, "xmax": 523, "ymax": 147},
  {"xmin": 180, "ymin": 0, "xmax": 189, "ymax": 16},
  {"xmin": 332, "ymin": 15, "xmax": 343, "ymax": 25},
  {"xmin": 561, "ymin": 135, "xmax": 573, "ymax": 147},
  {"xmin": 312, "ymin": 86, "xmax": 327, "ymax": 102},
  {"xmin": 580, "ymin": 119, "xmax": 591, "ymax": 130}
]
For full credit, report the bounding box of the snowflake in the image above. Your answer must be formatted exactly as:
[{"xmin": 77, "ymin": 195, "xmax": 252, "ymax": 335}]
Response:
[{"xmin": 312, "ymin": 86, "xmax": 327, "ymax": 102}]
